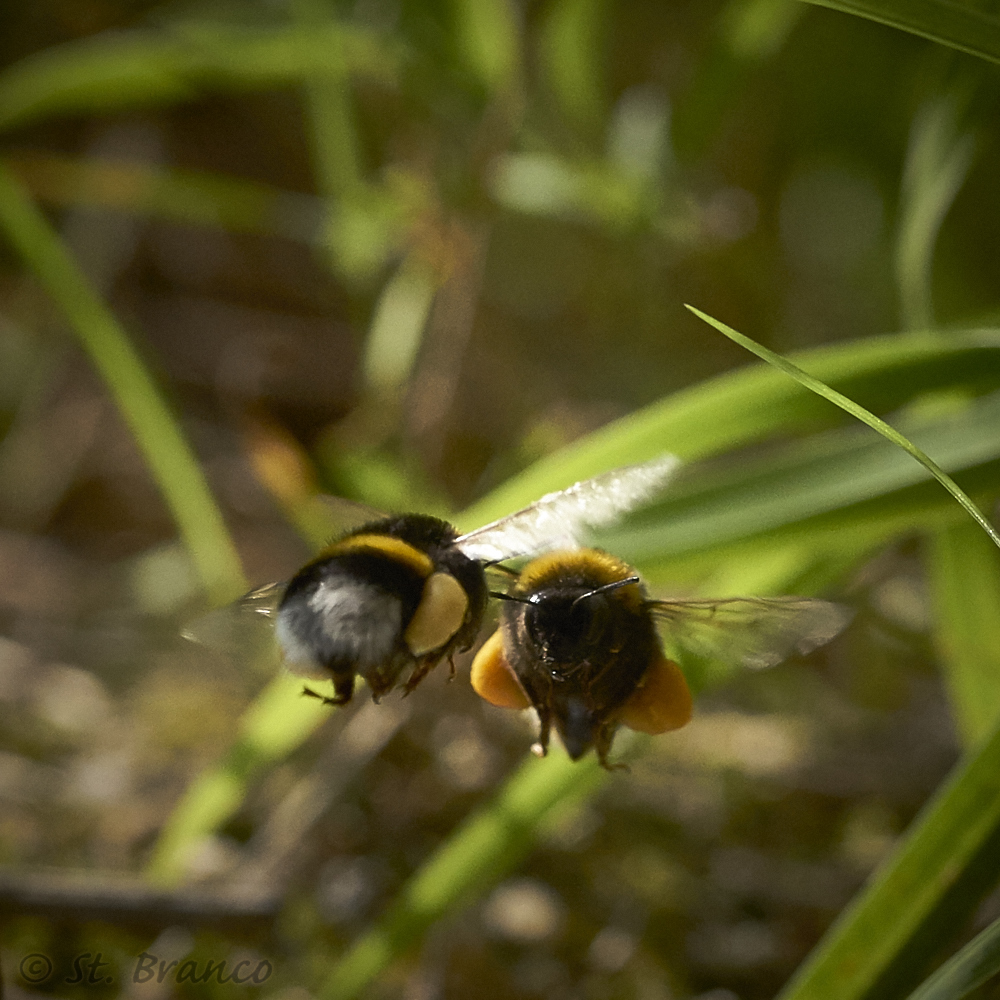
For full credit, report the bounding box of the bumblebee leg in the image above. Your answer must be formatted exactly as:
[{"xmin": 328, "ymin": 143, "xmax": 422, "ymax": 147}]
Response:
[
  {"xmin": 403, "ymin": 656, "xmax": 436, "ymax": 694},
  {"xmin": 301, "ymin": 679, "xmax": 354, "ymax": 707},
  {"xmin": 531, "ymin": 711, "xmax": 552, "ymax": 758},
  {"xmin": 331, "ymin": 672, "xmax": 355, "ymax": 704},
  {"xmin": 594, "ymin": 725, "xmax": 628, "ymax": 772}
]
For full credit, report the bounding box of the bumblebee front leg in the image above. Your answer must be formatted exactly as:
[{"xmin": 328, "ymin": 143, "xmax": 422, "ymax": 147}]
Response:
[
  {"xmin": 301, "ymin": 670, "xmax": 355, "ymax": 706},
  {"xmin": 403, "ymin": 655, "xmax": 438, "ymax": 694},
  {"xmin": 531, "ymin": 711, "xmax": 553, "ymax": 758},
  {"xmin": 594, "ymin": 725, "xmax": 628, "ymax": 772}
]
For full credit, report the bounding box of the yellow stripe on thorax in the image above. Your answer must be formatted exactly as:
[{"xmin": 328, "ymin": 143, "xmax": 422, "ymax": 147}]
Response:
[
  {"xmin": 517, "ymin": 549, "xmax": 633, "ymax": 587},
  {"xmin": 516, "ymin": 549, "xmax": 644, "ymax": 611},
  {"xmin": 324, "ymin": 533, "xmax": 434, "ymax": 577}
]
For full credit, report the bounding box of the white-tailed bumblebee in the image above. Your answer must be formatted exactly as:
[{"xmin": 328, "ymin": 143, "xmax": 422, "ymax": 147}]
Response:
[
  {"xmin": 471, "ymin": 549, "xmax": 851, "ymax": 768},
  {"xmin": 203, "ymin": 454, "xmax": 681, "ymax": 706}
]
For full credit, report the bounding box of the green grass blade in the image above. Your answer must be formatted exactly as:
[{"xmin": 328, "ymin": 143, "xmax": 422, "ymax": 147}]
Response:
[
  {"xmin": 318, "ymin": 748, "xmax": 608, "ymax": 1000},
  {"xmin": 146, "ymin": 324, "xmax": 1000, "ymax": 958},
  {"xmin": 8, "ymin": 151, "xmax": 325, "ymax": 244},
  {"xmin": 602, "ymin": 390, "xmax": 1000, "ymax": 564},
  {"xmin": 0, "ymin": 22, "xmax": 399, "ymax": 134},
  {"xmin": 147, "ymin": 674, "xmax": 330, "ymax": 884},
  {"xmin": 927, "ymin": 521, "xmax": 1000, "ymax": 747},
  {"xmin": 778, "ymin": 721, "xmax": 1000, "ymax": 1000},
  {"xmin": 635, "ymin": 461, "xmax": 1000, "ymax": 590},
  {"xmin": 896, "ymin": 95, "xmax": 976, "ymax": 332},
  {"xmin": 458, "ymin": 327, "xmax": 1000, "ymax": 530},
  {"xmin": 905, "ymin": 914, "xmax": 1000, "ymax": 1000},
  {"xmin": 451, "ymin": 0, "xmax": 522, "ymax": 95},
  {"xmin": 686, "ymin": 305, "xmax": 1000, "ymax": 551},
  {"xmin": 291, "ymin": 0, "xmax": 364, "ymax": 200},
  {"xmin": 800, "ymin": 0, "xmax": 1000, "ymax": 66},
  {"xmin": 0, "ymin": 162, "xmax": 245, "ymax": 604}
]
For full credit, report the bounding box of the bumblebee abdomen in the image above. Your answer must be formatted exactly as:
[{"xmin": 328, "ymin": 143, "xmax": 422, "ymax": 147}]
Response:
[
  {"xmin": 277, "ymin": 577, "xmax": 405, "ymax": 676},
  {"xmin": 277, "ymin": 551, "xmax": 422, "ymax": 677}
]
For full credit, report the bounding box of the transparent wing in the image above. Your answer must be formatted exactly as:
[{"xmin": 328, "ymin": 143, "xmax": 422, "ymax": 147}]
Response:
[
  {"xmin": 180, "ymin": 495, "xmax": 381, "ymax": 661},
  {"xmin": 182, "ymin": 581, "xmax": 285, "ymax": 654},
  {"xmin": 455, "ymin": 453, "xmax": 681, "ymax": 564},
  {"xmin": 650, "ymin": 596, "xmax": 852, "ymax": 671}
]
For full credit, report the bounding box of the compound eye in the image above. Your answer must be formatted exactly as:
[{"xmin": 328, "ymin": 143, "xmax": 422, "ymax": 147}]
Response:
[
  {"xmin": 525, "ymin": 589, "xmax": 608, "ymax": 660},
  {"xmin": 577, "ymin": 594, "xmax": 610, "ymax": 641},
  {"xmin": 523, "ymin": 590, "xmax": 570, "ymax": 648}
]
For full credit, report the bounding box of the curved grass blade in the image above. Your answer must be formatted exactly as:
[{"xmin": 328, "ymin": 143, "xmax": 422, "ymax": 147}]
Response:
[
  {"xmin": 600, "ymin": 390, "xmax": 1000, "ymax": 564},
  {"xmin": 317, "ymin": 745, "xmax": 612, "ymax": 1000},
  {"xmin": 928, "ymin": 521, "xmax": 1000, "ymax": 748},
  {"xmin": 686, "ymin": 305, "xmax": 1000, "ymax": 552},
  {"xmin": 904, "ymin": 913, "xmax": 1000, "ymax": 1000},
  {"xmin": 778, "ymin": 720, "xmax": 1000, "ymax": 1000},
  {"xmin": 0, "ymin": 22, "xmax": 400, "ymax": 134},
  {"xmin": 458, "ymin": 327, "xmax": 1000, "ymax": 530},
  {"xmin": 7, "ymin": 151, "xmax": 326, "ymax": 245},
  {"xmin": 801, "ymin": 0, "xmax": 1000, "ymax": 66},
  {"xmin": 0, "ymin": 162, "xmax": 246, "ymax": 605},
  {"xmin": 896, "ymin": 94, "xmax": 976, "ymax": 332},
  {"xmin": 147, "ymin": 674, "xmax": 332, "ymax": 884}
]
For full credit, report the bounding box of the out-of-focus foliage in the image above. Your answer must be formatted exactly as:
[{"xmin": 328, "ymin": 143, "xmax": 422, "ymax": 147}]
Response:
[{"xmin": 2, "ymin": 2, "xmax": 1000, "ymax": 1000}]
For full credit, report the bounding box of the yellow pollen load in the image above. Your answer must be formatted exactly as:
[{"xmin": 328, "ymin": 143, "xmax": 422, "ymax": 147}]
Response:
[
  {"xmin": 404, "ymin": 571, "xmax": 470, "ymax": 656},
  {"xmin": 327, "ymin": 533, "xmax": 434, "ymax": 578},
  {"xmin": 470, "ymin": 629, "xmax": 531, "ymax": 709},
  {"xmin": 618, "ymin": 655, "xmax": 692, "ymax": 734}
]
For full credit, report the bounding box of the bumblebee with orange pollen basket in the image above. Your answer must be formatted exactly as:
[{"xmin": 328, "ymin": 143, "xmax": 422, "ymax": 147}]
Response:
[{"xmin": 472, "ymin": 548, "xmax": 851, "ymax": 770}]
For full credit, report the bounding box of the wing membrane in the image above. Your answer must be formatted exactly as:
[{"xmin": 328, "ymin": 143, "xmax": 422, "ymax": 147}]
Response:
[
  {"xmin": 182, "ymin": 582, "xmax": 285, "ymax": 653},
  {"xmin": 651, "ymin": 596, "xmax": 852, "ymax": 671},
  {"xmin": 455, "ymin": 454, "xmax": 681, "ymax": 563}
]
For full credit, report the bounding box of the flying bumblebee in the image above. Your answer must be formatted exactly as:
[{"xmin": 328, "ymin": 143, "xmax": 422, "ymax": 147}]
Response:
[
  {"xmin": 471, "ymin": 548, "xmax": 852, "ymax": 769},
  {"xmin": 202, "ymin": 454, "xmax": 681, "ymax": 706}
]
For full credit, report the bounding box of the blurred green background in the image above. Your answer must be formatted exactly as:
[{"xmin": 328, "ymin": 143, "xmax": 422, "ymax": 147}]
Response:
[{"xmin": 4, "ymin": 1, "xmax": 1000, "ymax": 999}]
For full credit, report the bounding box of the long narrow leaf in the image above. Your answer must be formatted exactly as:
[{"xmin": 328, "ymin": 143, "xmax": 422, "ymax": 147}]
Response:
[
  {"xmin": 801, "ymin": 0, "xmax": 1000, "ymax": 66},
  {"xmin": 458, "ymin": 327, "xmax": 1000, "ymax": 530},
  {"xmin": 0, "ymin": 162, "xmax": 246, "ymax": 604},
  {"xmin": 7, "ymin": 152, "xmax": 325, "ymax": 244},
  {"xmin": 686, "ymin": 305, "xmax": 1000, "ymax": 551},
  {"xmin": 0, "ymin": 22, "xmax": 399, "ymax": 133},
  {"xmin": 778, "ymin": 720, "xmax": 1000, "ymax": 1000},
  {"xmin": 927, "ymin": 522, "xmax": 1000, "ymax": 747},
  {"xmin": 318, "ymin": 750, "xmax": 607, "ymax": 1000},
  {"xmin": 602, "ymin": 390, "xmax": 1000, "ymax": 563},
  {"xmin": 905, "ymin": 913, "xmax": 1000, "ymax": 1000},
  {"xmin": 895, "ymin": 95, "xmax": 976, "ymax": 332},
  {"xmin": 147, "ymin": 675, "xmax": 331, "ymax": 884}
]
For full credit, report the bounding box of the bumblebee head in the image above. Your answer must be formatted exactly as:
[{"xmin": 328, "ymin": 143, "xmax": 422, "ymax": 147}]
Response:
[{"xmin": 496, "ymin": 575, "xmax": 641, "ymax": 664}]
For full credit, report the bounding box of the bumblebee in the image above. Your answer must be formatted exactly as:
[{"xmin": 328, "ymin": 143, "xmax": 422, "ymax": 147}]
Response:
[
  {"xmin": 275, "ymin": 514, "xmax": 487, "ymax": 703},
  {"xmin": 214, "ymin": 454, "xmax": 681, "ymax": 705},
  {"xmin": 471, "ymin": 549, "xmax": 851, "ymax": 769}
]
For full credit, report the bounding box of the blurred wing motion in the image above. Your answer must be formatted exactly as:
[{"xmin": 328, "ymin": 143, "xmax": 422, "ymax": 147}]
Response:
[
  {"xmin": 455, "ymin": 453, "xmax": 681, "ymax": 564},
  {"xmin": 181, "ymin": 496, "xmax": 382, "ymax": 654},
  {"xmin": 181, "ymin": 582, "xmax": 284, "ymax": 652},
  {"xmin": 651, "ymin": 596, "xmax": 852, "ymax": 672}
]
